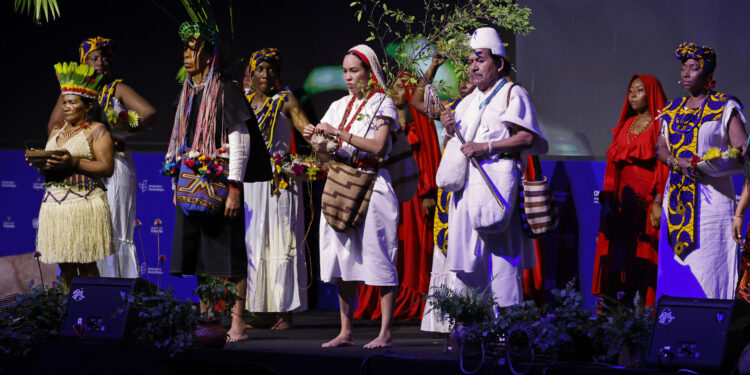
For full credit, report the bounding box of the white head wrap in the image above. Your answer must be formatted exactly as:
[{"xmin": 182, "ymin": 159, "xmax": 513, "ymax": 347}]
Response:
[
  {"xmin": 470, "ymin": 27, "xmax": 506, "ymax": 57},
  {"xmin": 348, "ymin": 44, "xmax": 386, "ymax": 92}
]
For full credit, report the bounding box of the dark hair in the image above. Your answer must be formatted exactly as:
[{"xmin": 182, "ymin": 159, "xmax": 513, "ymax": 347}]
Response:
[
  {"xmin": 491, "ymin": 55, "xmax": 513, "ymax": 77},
  {"xmin": 346, "ymin": 51, "xmax": 371, "ymax": 72},
  {"xmin": 76, "ymin": 96, "xmax": 106, "ymax": 126}
]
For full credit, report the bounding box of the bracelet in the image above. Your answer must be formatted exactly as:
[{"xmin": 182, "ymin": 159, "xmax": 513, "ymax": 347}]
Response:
[
  {"xmin": 487, "ymin": 141, "xmax": 494, "ymax": 155},
  {"xmin": 734, "ymin": 215, "xmax": 744, "ymax": 220}
]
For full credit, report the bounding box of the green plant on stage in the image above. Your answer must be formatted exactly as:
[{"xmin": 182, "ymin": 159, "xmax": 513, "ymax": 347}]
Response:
[
  {"xmin": 125, "ymin": 288, "xmax": 198, "ymax": 358},
  {"xmin": 427, "ymin": 278, "xmax": 659, "ymax": 364},
  {"xmin": 194, "ymin": 274, "xmax": 240, "ymax": 320},
  {"xmin": 493, "ymin": 299, "xmax": 543, "ymax": 333},
  {"xmin": 592, "ymin": 291, "xmax": 654, "ymax": 365},
  {"xmin": 532, "ymin": 281, "xmax": 595, "ymax": 362},
  {"xmin": 0, "ymin": 280, "xmax": 67, "ymax": 359},
  {"xmin": 426, "ymin": 284, "xmax": 496, "ymax": 330},
  {"xmin": 350, "ymin": 0, "xmax": 534, "ymax": 97}
]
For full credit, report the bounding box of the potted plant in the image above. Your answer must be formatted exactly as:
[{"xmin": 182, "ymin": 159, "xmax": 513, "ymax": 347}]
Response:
[
  {"xmin": 193, "ymin": 274, "xmax": 240, "ymax": 348},
  {"xmin": 593, "ymin": 292, "xmax": 654, "ymax": 367},
  {"xmin": 126, "ymin": 287, "xmax": 198, "ymax": 357},
  {"xmin": 0, "ymin": 280, "xmax": 67, "ymax": 362}
]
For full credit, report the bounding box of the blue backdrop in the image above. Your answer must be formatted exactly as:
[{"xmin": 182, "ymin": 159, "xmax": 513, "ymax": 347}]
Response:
[{"xmin": 2, "ymin": 150, "xmax": 747, "ymax": 308}]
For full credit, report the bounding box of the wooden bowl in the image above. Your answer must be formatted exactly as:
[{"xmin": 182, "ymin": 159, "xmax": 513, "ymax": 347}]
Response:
[{"xmin": 25, "ymin": 149, "xmax": 65, "ymax": 168}]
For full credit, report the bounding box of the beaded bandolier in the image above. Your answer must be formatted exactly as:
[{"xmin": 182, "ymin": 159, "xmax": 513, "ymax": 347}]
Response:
[
  {"xmin": 245, "ymin": 90, "xmax": 289, "ymax": 150},
  {"xmin": 98, "ymin": 79, "xmax": 123, "ymax": 112}
]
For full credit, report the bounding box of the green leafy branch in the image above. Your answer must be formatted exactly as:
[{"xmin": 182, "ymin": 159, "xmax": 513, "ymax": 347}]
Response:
[
  {"xmin": 351, "ymin": 0, "xmax": 534, "ymax": 97},
  {"xmin": 13, "ymin": 0, "xmax": 61, "ymax": 23}
]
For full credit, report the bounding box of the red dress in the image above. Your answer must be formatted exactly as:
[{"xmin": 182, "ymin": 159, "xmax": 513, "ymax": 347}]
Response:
[
  {"xmin": 592, "ymin": 74, "xmax": 668, "ymax": 307},
  {"xmin": 354, "ymin": 74, "xmax": 441, "ymax": 320},
  {"xmin": 522, "ymin": 155, "xmax": 546, "ymax": 305}
]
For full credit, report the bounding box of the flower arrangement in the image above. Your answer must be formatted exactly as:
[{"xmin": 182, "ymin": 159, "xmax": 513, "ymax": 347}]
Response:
[
  {"xmin": 161, "ymin": 146, "xmax": 229, "ymax": 178},
  {"xmin": 272, "ymin": 153, "xmax": 328, "ymax": 185},
  {"xmin": 194, "ymin": 274, "xmax": 240, "ymax": 320},
  {"xmin": 691, "ymin": 146, "xmax": 743, "ymax": 177},
  {"xmin": 105, "ymin": 108, "xmax": 140, "ymax": 129},
  {"xmin": 691, "ymin": 146, "xmax": 741, "ymax": 166}
]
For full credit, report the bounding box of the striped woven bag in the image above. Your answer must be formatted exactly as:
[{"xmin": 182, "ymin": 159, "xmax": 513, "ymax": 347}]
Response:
[
  {"xmin": 321, "ymin": 161, "xmax": 377, "ymax": 232},
  {"xmin": 517, "ymin": 160, "xmax": 558, "ymax": 238}
]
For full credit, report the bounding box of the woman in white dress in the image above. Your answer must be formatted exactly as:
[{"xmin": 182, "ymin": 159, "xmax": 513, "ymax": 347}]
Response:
[
  {"xmin": 303, "ymin": 44, "xmax": 399, "ymax": 349},
  {"xmin": 243, "ymin": 48, "xmax": 313, "ymax": 330},
  {"xmin": 655, "ymin": 42, "xmax": 746, "ymax": 299}
]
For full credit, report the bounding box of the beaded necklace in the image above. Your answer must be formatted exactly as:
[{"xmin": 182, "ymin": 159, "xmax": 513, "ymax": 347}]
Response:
[
  {"xmin": 58, "ymin": 121, "xmax": 90, "ymax": 142},
  {"xmin": 626, "ymin": 113, "xmax": 651, "ymax": 144},
  {"xmin": 337, "ymin": 91, "xmax": 375, "ymax": 147}
]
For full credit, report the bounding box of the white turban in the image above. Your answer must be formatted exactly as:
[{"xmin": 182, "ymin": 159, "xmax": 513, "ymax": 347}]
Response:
[{"xmin": 470, "ymin": 27, "xmax": 505, "ymax": 58}]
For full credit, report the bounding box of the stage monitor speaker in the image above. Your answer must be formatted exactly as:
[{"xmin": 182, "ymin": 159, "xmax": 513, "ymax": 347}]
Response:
[
  {"xmin": 646, "ymin": 296, "xmax": 750, "ymax": 372},
  {"xmin": 60, "ymin": 277, "xmax": 155, "ymax": 341}
]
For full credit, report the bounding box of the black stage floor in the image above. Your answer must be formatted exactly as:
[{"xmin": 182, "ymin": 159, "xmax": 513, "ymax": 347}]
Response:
[{"xmin": 6, "ymin": 309, "xmax": 707, "ymax": 375}]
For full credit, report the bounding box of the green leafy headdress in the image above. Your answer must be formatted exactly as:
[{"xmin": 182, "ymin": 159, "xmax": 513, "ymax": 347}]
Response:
[{"xmin": 179, "ymin": 21, "xmax": 221, "ymax": 46}]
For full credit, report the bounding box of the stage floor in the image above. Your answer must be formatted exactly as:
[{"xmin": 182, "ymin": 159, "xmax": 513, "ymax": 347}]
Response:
[{"xmin": 4, "ymin": 309, "xmax": 689, "ymax": 375}]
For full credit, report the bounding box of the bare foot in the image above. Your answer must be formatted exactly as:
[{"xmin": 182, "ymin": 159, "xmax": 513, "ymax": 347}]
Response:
[
  {"xmin": 322, "ymin": 334, "xmax": 354, "ymax": 348},
  {"xmin": 271, "ymin": 313, "xmax": 294, "ymax": 330},
  {"xmin": 226, "ymin": 326, "xmax": 248, "ymax": 343},
  {"xmin": 363, "ymin": 334, "xmax": 392, "ymax": 349}
]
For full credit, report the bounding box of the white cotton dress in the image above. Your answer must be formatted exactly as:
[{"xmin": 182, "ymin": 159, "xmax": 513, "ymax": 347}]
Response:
[
  {"xmin": 421, "ymin": 245, "xmax": 471, "ymax": 332},
  {"xmin": 318, "ymin": 92, "xmax": 400, "ymax": 286},
  {"xmin": 97, "ymin": 97, "xmax": 139, "ymax": 278},
  {"xmin": 244, "ymin": 108, "xmax": 308, "ymax": 313},
  {"xmin": 657, "ymin": 97, "xmax": 745, "ymax": 300},
  {"xmin": 443, "ymin": 80, "xmax": 547, "ymax": 307}
]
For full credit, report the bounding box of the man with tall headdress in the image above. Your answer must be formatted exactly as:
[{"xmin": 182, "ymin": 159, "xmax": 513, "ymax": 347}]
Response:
[
  {"xmin": 164, "ymin": 21, "xmax": 271, "ymax": 342},
  {"xmin": 436, "ymin": 27, "xmax": 548, "ymax": 307},
  {"xmin": 243, "ymin": 48, "xmax": 314, "ymax": 330}
]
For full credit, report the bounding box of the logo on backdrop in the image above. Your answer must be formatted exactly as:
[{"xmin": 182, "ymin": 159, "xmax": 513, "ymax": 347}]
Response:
[
  {"xmin": 593, "ymin": 190, "xmax": 600, "ymax": 204},
  {"xmin": 32, "ymin": 217, "xmax": 38, "ymax": 230},
  {"xmin": 658, "ymin": 308, "xmax": 675, "ymax": 325},
  {"xmin": 139, "ymin": 179, "xmax": 166, "ymax": 193},
  {"xmin": 33, "ymin": 177, "xmax": 44, "ymax": 190},
  {"xmin": 1, "ymin": 180, "xmax": 17, "ymax": 188},
  {"xmin": 72, "ymin": 288, "xmax": 86, "ymax": 302},
  {"xmin": 3, "ymin": 216, "xmax": 15, "ymax": 230}
]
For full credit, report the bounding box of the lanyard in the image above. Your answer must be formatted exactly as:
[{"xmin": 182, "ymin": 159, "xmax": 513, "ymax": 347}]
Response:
[{"xmin": 479, "ymin": 78, "xmax": 506, "ymax": 110}]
